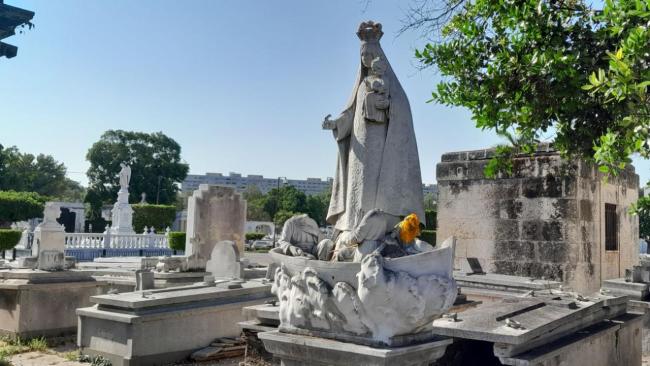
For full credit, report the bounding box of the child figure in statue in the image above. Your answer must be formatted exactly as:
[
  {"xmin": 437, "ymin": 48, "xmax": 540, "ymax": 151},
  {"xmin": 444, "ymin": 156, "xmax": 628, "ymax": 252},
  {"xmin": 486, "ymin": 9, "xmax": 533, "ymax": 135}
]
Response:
[
  {"xmin": 332, "ymin": 210, "xmax": 433, "ymax": 262},
  {"xmin": 363, "ymin": 57, "xmax": 390, "ymax": 123}
]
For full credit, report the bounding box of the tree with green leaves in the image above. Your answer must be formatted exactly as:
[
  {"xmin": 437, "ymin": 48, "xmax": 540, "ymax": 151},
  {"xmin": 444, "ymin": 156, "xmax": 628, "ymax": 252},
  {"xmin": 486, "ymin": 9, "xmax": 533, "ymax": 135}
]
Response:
[
  {"xmin": 636, "ymin": 184, "xmax": 650, "ymax": 241},
  {"xmin": 263, "ymin": 185, "xmax": 307, "ymax": 221},
  {"xmin": 0, "ymin": 144, "xmax": 83, "ymax": 199},
  {"xmin": 242, "ymin": 184, "xmax": 331, "ymax": 225},
  {"xmin": 132, "ymin": 204, "xmax": 176, "ymax": 233},
  {"xmin": 423, "ymin": 192, "xmax": 437, "ymax": 211},
  {"xmin": 242, "ymin": 185, "xmax": 272, "ymax": 221},
  {"xmin": 57, "ymin": 179, "xmax": 87, "ymax": 202},
  {"xmin": 305, "ymin": 188, "xmax": 331, "ymax": 227},
  {"xmin": 85, "ymin": 130, "xmax": 189, "ymax": 218},
  {"xmin": 639, "ymin": 200, "xmax": 649, "ymax": 242},
  {"xmin": 0, "ymin": 191, "xmax": 45, "ymax": 228},
  {"xmin": 273, "ymin": 209, "xmax": 299, "ymax": 229},
  {"xmin": 411, "ymin": 0, "xmax": 648, "ymax": 178}
]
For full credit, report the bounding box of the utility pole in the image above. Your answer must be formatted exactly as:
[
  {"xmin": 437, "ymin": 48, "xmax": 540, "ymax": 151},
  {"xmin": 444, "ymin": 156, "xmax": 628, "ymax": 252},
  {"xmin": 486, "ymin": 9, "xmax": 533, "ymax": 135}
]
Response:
[
  {"xmin": 156, "ymin": 176, "xmax": 162, "ymax": 204},
  {"xmin": 272, "ymin": 176, "xmax": 287, "ymax": 247}
]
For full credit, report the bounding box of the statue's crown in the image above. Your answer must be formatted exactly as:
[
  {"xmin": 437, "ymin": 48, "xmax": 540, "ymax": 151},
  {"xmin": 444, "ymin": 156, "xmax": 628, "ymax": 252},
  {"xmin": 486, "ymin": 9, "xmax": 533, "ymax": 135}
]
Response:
[{"xmin": 357, "ymin": 21, "xmax": 383, "ymax": 43}]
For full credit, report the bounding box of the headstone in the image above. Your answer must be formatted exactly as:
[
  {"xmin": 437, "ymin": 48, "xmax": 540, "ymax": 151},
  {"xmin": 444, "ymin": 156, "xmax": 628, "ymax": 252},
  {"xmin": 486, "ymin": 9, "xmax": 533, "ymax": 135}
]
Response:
[
  {"xmin": 110, "ymin": 163, "xmax": 135, "ymax": 234},
  {"xmin": 135, "ymin": 270, "xmax": 154, "ymax": 291},
  {"xmin": 30, "ymin": 202, "xmax": 69, "ymax": 270},
  {"xmin": 185, "ymin": 185, "xmax": 247, "ymax": 257},
  {"xmin": 206, "ymin": 241, "xmax": 243, "ymax": 279},
  {"xmin": 37, "ymin": 251, "xmax": 64, "ymax": 271},
  {"xmin": 32, "ymin": 202, "xmax": 65, "ymax": 256}
]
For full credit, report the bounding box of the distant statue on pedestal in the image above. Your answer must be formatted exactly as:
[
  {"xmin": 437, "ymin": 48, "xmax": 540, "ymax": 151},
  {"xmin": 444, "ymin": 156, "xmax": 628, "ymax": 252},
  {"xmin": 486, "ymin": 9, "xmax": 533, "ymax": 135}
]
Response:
[
  {"xmin": 111, "ymin": 163, "xmax": 135, "ymax": 234},
  {"xmin": 118, "ymin": 163, "xmax": 131, "ymax": 192}
]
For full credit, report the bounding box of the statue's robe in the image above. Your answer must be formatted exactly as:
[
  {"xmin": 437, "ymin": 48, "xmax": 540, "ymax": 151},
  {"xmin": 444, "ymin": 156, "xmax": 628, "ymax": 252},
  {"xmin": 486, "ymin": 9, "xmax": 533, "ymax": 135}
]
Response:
[{"xmin": 327, "ymin": 42, "xmax": 424, "ymax": 232}]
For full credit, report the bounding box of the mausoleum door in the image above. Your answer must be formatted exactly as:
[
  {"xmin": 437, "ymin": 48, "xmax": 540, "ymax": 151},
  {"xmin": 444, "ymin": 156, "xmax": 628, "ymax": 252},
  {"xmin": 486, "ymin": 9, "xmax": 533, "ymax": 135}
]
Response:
[
  {"xmin": 57, "ymin": 208, "xmax": 76, "ymax": 233},
  {"xmin": 601, "ymin": 203, "xmax": 621, "ymax": 281}
]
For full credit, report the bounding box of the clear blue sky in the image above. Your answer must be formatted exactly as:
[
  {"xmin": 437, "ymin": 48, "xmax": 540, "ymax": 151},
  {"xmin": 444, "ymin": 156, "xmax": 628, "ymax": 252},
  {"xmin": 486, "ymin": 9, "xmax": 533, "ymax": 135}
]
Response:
[{"xmin": 2, "ymin": 0, "xmax": 648, "ymax": 186}]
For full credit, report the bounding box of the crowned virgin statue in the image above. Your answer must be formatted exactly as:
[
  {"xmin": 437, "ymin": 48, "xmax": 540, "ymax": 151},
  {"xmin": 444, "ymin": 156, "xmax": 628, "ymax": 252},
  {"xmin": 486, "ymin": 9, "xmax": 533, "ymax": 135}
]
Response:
[
  {"xmin": 322, "ymin": 21, "xmax": 425, "ymax": 245},
  {"xmin": 268, "ymin": 22, "xmax": 457, "ymax": 345}
]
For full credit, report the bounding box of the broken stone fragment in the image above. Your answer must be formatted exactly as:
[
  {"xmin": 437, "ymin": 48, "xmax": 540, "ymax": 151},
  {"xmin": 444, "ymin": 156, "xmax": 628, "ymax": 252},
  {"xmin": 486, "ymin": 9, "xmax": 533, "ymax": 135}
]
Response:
[{"xmin": 190, "ymin": 346, "xmax": 224, "ymax": 361}]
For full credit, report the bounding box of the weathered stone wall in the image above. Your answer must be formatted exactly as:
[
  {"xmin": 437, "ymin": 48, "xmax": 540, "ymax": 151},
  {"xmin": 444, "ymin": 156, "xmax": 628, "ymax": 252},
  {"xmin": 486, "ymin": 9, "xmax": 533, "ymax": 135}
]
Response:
[
  {"xmin": 437, "ymin": 146, "xmax": 639, "ymax": 294},
  {"xmin": 185, "ymin": 185, "xmax": 247, "ymax": 257}
]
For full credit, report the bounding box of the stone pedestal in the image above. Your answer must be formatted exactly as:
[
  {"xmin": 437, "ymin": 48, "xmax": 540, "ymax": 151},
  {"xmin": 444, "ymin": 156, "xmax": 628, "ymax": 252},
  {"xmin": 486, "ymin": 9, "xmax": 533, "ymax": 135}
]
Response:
[
  {"xmin": 77, "ymin": 279, "xmax": 272, "ymax": 366},
  {"xmin": 259, "ymin": 331, "xmax": 452, "ymax": 366},
  {"xmin": 0, "ymin": 270, "xmax": 107, "ymax": 337},
  {"xmin": 20, "ymin": 201, "xmax": 75, "ymax": 271},
  {"xmin": 32, "ymin": 223, "xmax": 65, "ymax": 257},
  {"xmin": 111, "ymin": 189, "xmax": 135, "ymax": 235}
]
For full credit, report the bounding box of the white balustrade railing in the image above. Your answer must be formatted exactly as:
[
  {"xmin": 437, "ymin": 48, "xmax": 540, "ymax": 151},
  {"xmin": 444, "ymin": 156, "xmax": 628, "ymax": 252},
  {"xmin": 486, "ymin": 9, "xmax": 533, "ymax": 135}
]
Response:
[
  {"xmin": 64, "ymin": 227, "xmax": 171, "ymax": 250},
  {"xmin": 64, "ymin": 232, "xmax": 106, "ymax": 249}
]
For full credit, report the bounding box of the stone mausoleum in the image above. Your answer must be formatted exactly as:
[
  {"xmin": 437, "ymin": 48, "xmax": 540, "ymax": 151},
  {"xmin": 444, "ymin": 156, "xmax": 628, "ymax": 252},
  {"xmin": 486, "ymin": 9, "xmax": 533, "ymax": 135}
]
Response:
[{"xmin": 437, "ymin": 144, "xmax": 640, "ymax": 294}]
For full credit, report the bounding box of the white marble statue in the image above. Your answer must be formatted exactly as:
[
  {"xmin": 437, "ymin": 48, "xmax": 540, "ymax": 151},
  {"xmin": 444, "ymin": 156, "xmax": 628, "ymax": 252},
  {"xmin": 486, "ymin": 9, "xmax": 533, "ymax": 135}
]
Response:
[
  {"xmin": 111, "ymin": 163, "xmax": 135, "ymax": 234},
  {"xmin": 322, "ymin": 21, "xmax": 425, "ymax": 238},
  {"xmin": 269, "ymin": 21, "xmax": 456, "ymax": 345},
  {"xmin": 277, "ymin": 214, "xmax": 334, "ymax": 260},
  {"xmin": 118, "ymin": 163, "xmax": 131, "ymax": 192}
]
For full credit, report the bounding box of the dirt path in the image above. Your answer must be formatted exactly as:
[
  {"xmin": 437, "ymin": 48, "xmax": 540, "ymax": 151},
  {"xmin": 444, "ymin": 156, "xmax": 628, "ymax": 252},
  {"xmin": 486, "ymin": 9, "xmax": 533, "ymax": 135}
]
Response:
[{"xmin": 8, "ymin": 352, "xmax": 85, "ymax": 366}]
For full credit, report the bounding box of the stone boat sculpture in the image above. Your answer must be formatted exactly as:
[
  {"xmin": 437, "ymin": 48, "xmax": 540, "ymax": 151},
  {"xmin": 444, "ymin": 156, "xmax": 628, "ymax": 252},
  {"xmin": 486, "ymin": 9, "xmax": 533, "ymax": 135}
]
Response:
[
  {"xmin": 270, "ymin": 20, "xmax": 457, "ymax": 346},
  {"xmin": 270, "ymin": 237, "xmax": 457, "ymax": 346}
]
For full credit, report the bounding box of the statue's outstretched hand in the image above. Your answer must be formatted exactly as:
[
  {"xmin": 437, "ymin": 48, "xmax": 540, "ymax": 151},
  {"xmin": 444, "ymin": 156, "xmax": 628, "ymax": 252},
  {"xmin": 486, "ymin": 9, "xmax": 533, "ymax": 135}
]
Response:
[{"xmin": 322, "ymin": 114, "xmax": 336, "ymax": 130}]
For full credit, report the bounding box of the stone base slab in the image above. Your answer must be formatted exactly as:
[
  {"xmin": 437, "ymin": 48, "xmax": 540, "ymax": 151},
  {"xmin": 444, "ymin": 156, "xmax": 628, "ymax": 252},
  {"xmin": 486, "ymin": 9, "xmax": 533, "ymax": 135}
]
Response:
[
  {"xmin": 1, "ymin": 269, "xmax": 94, "ymax": 284},
  {"xmin": 77, "ymin": 280, "xmax": 273, "ymax": 366},
  {"xmin": 0, "ymin": 271, "xmax": 108, "ymax": 337},
  {"xmin": 259, "ymin": 330, "xmax": 452, "ymax": 366},
  {"xmin": 498, "ymin": 313, "xmax": 643, "ymax": 366},
  {"xmin": 629, "ymin": 300, "xmax": 650, "ymax": 355},
  {"xmin": 279, "ymin": 325, "xmax": 440, "ymax": 348},
  {"xmin": 89, "ymin": 269, "xmax": 209, "ymax": 292},
  {"xmin": 602, "ymin": 278, "xmax": 649, "ymax": 300}
]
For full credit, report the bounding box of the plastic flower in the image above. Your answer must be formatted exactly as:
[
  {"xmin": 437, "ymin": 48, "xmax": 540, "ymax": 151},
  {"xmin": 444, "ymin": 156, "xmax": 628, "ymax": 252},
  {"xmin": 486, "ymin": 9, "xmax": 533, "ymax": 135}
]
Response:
[{"xmin": 398, "ymin": 213, "xmax": 420, "ymax": 245}]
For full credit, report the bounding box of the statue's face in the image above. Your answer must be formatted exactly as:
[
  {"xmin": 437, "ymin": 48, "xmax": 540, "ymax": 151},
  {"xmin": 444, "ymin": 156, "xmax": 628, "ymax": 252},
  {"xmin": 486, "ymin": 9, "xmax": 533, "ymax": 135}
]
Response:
[{"xmin": 361, "ymin": 51, "xmax": 376, "ymax": 68}]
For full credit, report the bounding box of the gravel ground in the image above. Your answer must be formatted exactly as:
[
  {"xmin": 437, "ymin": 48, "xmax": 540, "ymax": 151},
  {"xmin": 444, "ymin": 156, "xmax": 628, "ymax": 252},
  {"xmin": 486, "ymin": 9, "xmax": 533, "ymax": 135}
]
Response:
[
  {"xmin": 8, "ymin": 352, "xmax": 85, "ymax": 366},
  {"xmin": 7, "ymin": 350, "xmax": 650, "ymax": 365},
  {"xmin": 4, "ymin": 337, "xmax": 276, "ymax": 366},
  {"xmin": 8, "ymin": 352, "xmax": 274, "ymax": 366}
]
